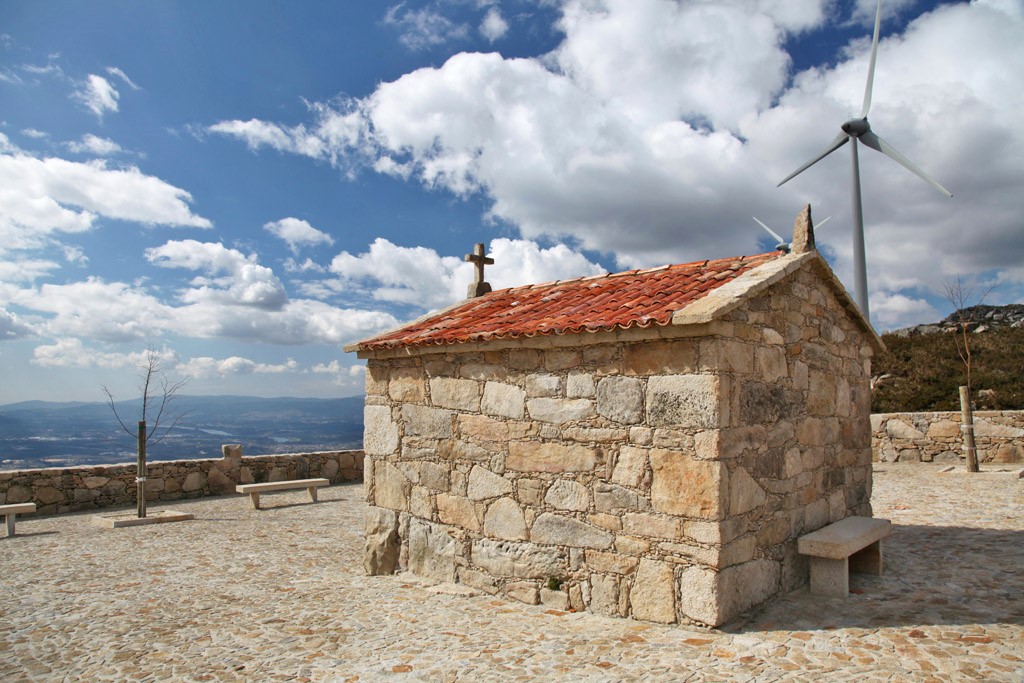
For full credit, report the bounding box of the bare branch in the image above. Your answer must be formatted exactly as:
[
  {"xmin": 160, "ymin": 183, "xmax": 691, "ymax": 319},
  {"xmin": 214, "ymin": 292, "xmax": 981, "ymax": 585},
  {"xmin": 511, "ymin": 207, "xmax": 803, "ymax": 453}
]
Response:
[{"xmin": 101, "ymin": 385, "xmax": 136, "ymax": 438}]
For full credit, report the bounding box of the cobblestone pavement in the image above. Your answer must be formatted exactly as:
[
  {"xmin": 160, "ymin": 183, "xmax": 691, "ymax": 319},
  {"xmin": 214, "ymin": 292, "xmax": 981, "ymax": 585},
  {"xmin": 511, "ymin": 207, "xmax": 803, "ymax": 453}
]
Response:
[{"xmin": 1, "ymin": 463, "xmax": 1021, "ymax": 682}]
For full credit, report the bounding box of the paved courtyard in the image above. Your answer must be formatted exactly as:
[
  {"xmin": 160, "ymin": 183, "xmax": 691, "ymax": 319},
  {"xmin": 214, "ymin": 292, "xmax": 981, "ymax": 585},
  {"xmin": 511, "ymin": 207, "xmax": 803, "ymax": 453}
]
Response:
[{"xmin": 1, "ymin": 463, "xmax": 1021, "ymax": 682}]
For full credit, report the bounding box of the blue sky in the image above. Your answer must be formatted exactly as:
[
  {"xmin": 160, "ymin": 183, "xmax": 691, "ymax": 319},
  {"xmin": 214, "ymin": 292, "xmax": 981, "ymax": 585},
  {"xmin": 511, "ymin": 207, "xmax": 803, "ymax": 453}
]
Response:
[{"xmin": 2, "ymin": 0, "xmax": 1022, "ymax": 403}]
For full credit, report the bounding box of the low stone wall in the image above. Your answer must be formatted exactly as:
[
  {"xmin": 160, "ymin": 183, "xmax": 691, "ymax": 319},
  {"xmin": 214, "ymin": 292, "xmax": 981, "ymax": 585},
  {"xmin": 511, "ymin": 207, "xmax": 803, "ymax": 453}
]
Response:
[
  {"xmin": 871, "ymin": 411, "xmax": 1024, "ymax": 464},
  {"xmin": 0, "ymin": 446, "xmax": 364, "ymax": 514}
]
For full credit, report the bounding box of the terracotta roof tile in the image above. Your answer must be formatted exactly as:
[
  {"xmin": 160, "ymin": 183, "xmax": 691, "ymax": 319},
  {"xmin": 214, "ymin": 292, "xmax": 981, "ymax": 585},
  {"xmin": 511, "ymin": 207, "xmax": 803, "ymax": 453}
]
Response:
[{"xmin": 354, "ymin": 251, "xmax": 782, "ymax": 351}]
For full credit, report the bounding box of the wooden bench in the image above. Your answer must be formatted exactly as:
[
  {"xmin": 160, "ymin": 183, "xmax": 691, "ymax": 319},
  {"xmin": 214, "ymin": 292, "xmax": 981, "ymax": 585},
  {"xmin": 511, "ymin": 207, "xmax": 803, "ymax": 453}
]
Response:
[
  {"xmin": 235, "ymin": 479, "xmax": 329, "ymax": 510},
  {"xmin": 1, "ymin": 503, "xmax": 37, "ymax": 537},
  {"xmin": 798, "ymin": 516, "xmax": 892, "ymax": 597}
]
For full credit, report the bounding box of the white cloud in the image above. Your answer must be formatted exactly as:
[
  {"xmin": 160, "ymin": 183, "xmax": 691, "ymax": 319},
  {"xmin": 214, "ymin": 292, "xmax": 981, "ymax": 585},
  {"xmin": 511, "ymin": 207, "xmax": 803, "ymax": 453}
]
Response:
[
  {"xmin": 870, "ymin": 291, "xmax": 940, "ymax": 330},
  {"xmin": 145, "ymin": 240, "xmax": 288, "ymax": 310},
  {"xmin": 212, "ymin": 0, "xmax": 1024, "ymax": 326},
  {"xmin": 105, "ymin": 66, "xmax": 140, "ymax": 90},
  {"xmin": 0, "ymin": 258, "xmax": 61, "ymax": 282},
  {"xmin": 384, "ymin": 4, "xmax": 470, "ymax": 50},
  {"xmin": 176, "ymin": 355, "xmax": 298, "ymax": 379},
  {"xmin": 0, "ymin": 152, "xmax": 212, "ymax": 257},
  {"xmin": 327, "ymin": 237, "xmax": 605, "ymax": 311},
  {"xmin": 66, "ymin": 134, "xmax": 124, "ymax": 156},
  {"xmin": 72, "ymin": 74, "xmax": 119, "ymax": 119},
  {"xmin": 264, "ymin": 217, "xmax": 334, "ymax": 254},
  {"xmin": 31, "ymin": 338, "xmax": 174, "ymax": 369},
  {"xmin": 15, "ymin": 278, "xmax": 174, "ymax": 342},
  {"xmin": 0, "ymin": 307, "xmax": 33, "ymax": 340},
  {"xmin": 480, "ymin": 7, "xmax": 509, "ymax": 42},
  {"xmin": 21, "ymin": 128, "xmax": 48, "ymax": 139}
]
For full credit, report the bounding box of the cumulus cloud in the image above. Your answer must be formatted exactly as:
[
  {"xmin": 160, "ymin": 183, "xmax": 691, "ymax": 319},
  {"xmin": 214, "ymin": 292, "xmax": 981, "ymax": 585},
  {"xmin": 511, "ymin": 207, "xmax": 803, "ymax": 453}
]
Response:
[
  {"xmin": 66, "ymin": 134, "xmax": 124, "ymax": 156},
  {"xmin": 210, "ymin": 0, "xmax": 1024, "ymax": 330},
  {"xmin": 384, "ymin": 4, "xmax": 470, "ymax": 50},
  {"xmin": 480, "ymin": 7, "xmax": 509, "ymax": 42},
  {"xmin": 0, "ymin": 151, "xmax": 212, "ymax": 257},
  {"xmin": 31, "ymin": 338, "xmax": 174, "ymax": 369},
  {"xmin": 0, "ymin": 259, "xmax": 61, "ymax": 282},
  {"xmin": 326, "ymin": 237, "xmax": 605, "ymax": 311},
  {"xmin": 145, "ymin": 240, "xmax": 288, "ymax": 310},
  {"xmin": 72, "ymin": 74, "xmax": 119, "ymax": 119},
  {"xmin": 176, "ymin": 355, "xmax": 298, "ymax": 379},
  {"xmin": 264, "ymin": 217, "xmax": 334, "ymax": 254},
  {"xmin": 0, "ymin": 307, "xmax": 33, "ymax": 340}
]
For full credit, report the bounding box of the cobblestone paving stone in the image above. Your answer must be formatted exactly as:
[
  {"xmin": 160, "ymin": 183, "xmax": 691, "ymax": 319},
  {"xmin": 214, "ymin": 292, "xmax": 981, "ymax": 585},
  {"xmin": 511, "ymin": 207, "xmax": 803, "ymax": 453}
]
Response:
[{"xmin": 1, "ymin": 463, "xmax": 1021, "ymax": 682}]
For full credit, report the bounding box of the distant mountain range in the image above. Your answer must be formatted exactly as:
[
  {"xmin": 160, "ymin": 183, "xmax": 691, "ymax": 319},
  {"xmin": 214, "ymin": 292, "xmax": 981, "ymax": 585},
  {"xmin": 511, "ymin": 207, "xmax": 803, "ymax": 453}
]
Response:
[{"xmin": 0, "ymin": 395, "xmax": 365, "ymax": 471}]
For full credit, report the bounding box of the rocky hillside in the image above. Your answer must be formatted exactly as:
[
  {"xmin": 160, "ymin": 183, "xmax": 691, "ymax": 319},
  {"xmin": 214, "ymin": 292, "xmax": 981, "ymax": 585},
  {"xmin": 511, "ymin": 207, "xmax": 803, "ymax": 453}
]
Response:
[{"xmin": 872, "ymin": 304, "xmax": 1024, "ymax": 413}]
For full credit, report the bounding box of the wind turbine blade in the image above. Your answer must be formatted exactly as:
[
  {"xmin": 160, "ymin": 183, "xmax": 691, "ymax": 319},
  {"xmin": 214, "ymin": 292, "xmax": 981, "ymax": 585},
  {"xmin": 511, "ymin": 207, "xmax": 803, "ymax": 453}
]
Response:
[
  {"xmin": 861, "ymin": 0, "xmax": 882, "ymax": 118},
  {"xmin": 860, "ymin": 130, "xmax": 953, "ymax": 197},
  {"xmin": 777, "ymin": 132, "xmax": 849, "ymax": 187},
  {"xmin": 753, "ymin": 217, "xmax": 785, "ymax": 243},
  {"xmin": 815, "ymin": 215, "xmax": 832, "ymax": 230}
]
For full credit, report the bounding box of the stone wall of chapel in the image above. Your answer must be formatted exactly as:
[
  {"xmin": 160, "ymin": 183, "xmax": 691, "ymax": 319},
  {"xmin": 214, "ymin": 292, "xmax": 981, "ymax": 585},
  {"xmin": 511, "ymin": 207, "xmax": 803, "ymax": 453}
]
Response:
[{"xmin": 715, "ymin": 265, "xmax": 875, "ymax": 600}]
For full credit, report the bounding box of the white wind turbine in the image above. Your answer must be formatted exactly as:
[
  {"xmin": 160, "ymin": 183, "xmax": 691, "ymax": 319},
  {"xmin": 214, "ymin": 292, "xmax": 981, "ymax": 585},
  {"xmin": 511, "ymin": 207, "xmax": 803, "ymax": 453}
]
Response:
[{"xmin": 777, "ymin": 0, "xmax": 952, "ymax": 322}]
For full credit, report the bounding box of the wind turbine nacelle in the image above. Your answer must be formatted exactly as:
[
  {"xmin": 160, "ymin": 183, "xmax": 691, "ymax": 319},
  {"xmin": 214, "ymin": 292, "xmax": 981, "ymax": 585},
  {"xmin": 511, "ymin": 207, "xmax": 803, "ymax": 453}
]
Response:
[{"xmin": 841, "ymin": 118, "xmax": 870, "ymax": 137}]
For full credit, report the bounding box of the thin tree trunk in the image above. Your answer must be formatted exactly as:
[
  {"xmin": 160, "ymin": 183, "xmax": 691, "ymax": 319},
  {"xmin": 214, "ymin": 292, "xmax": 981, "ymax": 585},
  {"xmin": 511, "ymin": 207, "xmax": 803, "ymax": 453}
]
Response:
[
  {"xmin": 137, "ymin": 420, "xmax": 148, "ymax": 518},
  {"xmin": 959, "ymin": 386, "xmax": 979, "ymax": 473}
]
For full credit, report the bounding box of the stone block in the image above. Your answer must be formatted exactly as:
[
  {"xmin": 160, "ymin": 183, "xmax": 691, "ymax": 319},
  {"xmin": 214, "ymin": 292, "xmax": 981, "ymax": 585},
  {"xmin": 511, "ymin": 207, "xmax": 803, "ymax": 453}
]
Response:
[
  {"xmin": 992, "ymin": 443, "xmax": 1024, "ymax": 463},
  {"xmin": 525, "ymin": 374, "xmax": 561, "ymax": 397},
  {"xmin": 544, "ymin": 479, "xmax": 590, "ymax": 511},
  {"xmin": 471, "ymin": 539, "xmax": 566, "ymax": 579},
  {"xmin": 623, "ymin": 340, "xmax": 696, "ymax": 376},
  {"xmin": 728, "ymin": 467, "xmax": 766, "ymax": 516},
  {"xmin": 530, "ymin": 513, "xmax": 613, "ymax": 549},
  {"xmin": 646, "ymin": 375, "xmax": 719, "ymax": 429},
  {"xmin": 629, "ymin": 559, "xmax": 677, "ymax": 624},
  {"xmin": 506, "ymin": 582, "xmax": 540, "ymax": 605},
  {"xmin": 207, "ymin": 468, "xmax": 235, "ymax": 494},
  {"xmin": 364, "ymin": 405, "xmax": 399, "ymax": 456},
  {"xmin": 649, "ymin": 449, "xmax": 722, "ymax": 519},
  {"xmin": 544, "ymin": 349, "xmax": 580, "ymax": 371},
  {"xmin": 755, "ymin": 346, "xmax": 788, "ymax": 382},
  {"xmin": 467, "ymin": 466, "xmax": 514, "ymax": 500},
  {"xmin": 430, "ymin": 377, "xmax": 481, "ymax": 412},
  {"xmin": 540, "ymin": 587, "xmax": 570, "ymax": 610},
  {"xmin": 611, "ymin": 446, "xmax": 647, "ymax": 488},
  {"xmin": 82, "ymin": 476, "xmax": 109, "ymax": 490},
  {"xmin": 375, "ymin": 462, "xmax": 410, "ymax": 511},
  {"xmin": 595, "ymin": 484, "xmax": 649, "ymax": 514},
  {"xmin": 408, "ymin": 517, "xmax": 457, "ymax": 583},
  {"xmin": 436, "ymin": 493, "xmax": 480, "ymax": 531},
  {"xmin": 590, "ymin": 574, "xmax": 621, "ymax": 617},
  {"xmin": 585, "ymin": 550, "xmax": 639, "ymax": 575},
  {"xmin": 459, "ymin": 363, "xmax": 505, "ymax": 381},
  {"xmin": 484, "ymin": 497, "xmax": 528, "ymax": 541},
  {"xmin": 402, "ymin": 404, "xmax": 453, "ymax": 438},
  {"xmin": 364, "ymin": 506, "xmax": 400, "ymax": 575},
  {"xmin": 481, "ymin": 382, "xmax": 526, "ymax": 419},
  {"xmin": 388, "ymin": 367, "xmax": 426, "ymax": 402},
  {"xmin": 508, "ymin": 349, "xmax": 541, "ymax": 370},
  {"xmin": 717, "ymin": 559, "xmax": 780, "ymax": 623},
  {"xmin": 926, "ymin": 420, "xmax": 960, "ymax": 439},
  {"xmin": 507, "ymin": 441, "xmax": 600, "ymax": 473},
  {"xmin": 885, "ymin": 419, "xmax": 925, "ymax": 440},
  {"xmin": 740, "ymin": 382, "xmax": 799, "ymax": 425},
  {"xmin": 527, "ymin": 397, "xmax": 595, "ymax": 423},
  {"xmin": 182, "ymin": 471, "xmax": 205, "ymax": 492},
  {"xmin": 596, "ymin": 376, "xmax": 644, "ymax": 424},
  {"xmin": 622, "ymin": 512, "xmax": 680, "ymax": 540},
  {"xmin": 566, "ymin": 371, "xmax": 596, "ymax": 398},
  {"xmin": 33, "ymin": 486, "xmax": 62, "ymax": 505}
]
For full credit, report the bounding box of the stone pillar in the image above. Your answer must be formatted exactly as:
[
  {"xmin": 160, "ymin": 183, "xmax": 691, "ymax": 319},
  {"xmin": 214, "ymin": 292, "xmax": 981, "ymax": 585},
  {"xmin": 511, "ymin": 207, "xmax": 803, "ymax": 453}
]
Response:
[{"xmin": 210, "ymin": 444, "xmax": 243, "ymax": 493}]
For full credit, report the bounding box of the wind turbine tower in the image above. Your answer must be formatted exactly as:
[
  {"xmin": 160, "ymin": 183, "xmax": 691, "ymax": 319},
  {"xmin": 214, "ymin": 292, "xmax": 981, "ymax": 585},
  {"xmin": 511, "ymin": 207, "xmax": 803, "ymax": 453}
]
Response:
[{"xmin": 777, "ymin": 0, "xmax": 952, "ymax": 322}]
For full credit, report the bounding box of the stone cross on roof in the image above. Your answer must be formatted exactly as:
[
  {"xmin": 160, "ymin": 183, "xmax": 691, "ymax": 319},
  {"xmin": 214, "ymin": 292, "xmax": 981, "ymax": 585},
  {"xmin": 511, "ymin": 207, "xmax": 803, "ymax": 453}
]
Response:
[{"xmin": 465, "ymin": 242, "xmax": 494, "ymax": 298}]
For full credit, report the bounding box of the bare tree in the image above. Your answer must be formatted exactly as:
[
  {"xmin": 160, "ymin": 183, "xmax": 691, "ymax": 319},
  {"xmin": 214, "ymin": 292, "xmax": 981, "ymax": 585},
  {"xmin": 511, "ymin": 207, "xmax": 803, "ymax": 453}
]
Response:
[
  {"xmin": 103, "ymin": 347, "xmax": 189, "ymax": 517},
  {"xmin": 942, "ymin": 276, "xmax": 996, "ymax": 473}
]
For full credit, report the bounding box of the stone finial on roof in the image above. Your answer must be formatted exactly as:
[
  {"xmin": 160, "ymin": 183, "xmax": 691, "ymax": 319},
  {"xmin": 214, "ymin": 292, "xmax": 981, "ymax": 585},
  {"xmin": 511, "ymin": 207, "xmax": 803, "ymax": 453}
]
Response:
[
  {"xmin": 791, "ymin": 204, "xmax": 816, "ymax": 254},
  {"xmin": 465, "ymin": 242, "xmax": 494, "ymax": 298}
]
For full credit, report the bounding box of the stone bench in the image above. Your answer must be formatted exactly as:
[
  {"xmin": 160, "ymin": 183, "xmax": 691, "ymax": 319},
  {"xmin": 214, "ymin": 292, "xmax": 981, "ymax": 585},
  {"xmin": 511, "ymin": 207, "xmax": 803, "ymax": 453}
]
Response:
[
  {"xmin": 1, "ymin": 502, "xmax": 37, "ymax": 537},
  {"xmin": 798, "ymin": 516, "xmax": 892, "ymax": 597},
  {"xmin": 235, "ymin": 479, "xmax": 329, "ymax": 510}
]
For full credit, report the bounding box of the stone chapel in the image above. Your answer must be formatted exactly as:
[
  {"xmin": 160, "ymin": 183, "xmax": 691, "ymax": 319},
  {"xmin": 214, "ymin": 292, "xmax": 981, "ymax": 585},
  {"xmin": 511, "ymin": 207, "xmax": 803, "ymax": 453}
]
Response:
[{"xmin": 345, "ymin": 206, "xmax": 884, "ymax": 627}]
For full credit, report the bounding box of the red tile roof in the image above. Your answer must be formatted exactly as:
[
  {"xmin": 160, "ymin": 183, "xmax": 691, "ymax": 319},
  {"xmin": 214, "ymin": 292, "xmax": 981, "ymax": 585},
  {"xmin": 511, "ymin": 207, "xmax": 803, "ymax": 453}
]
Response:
[{"xmin": 353, "ymin": 251, "xmax": 783, "ymax": 351}]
